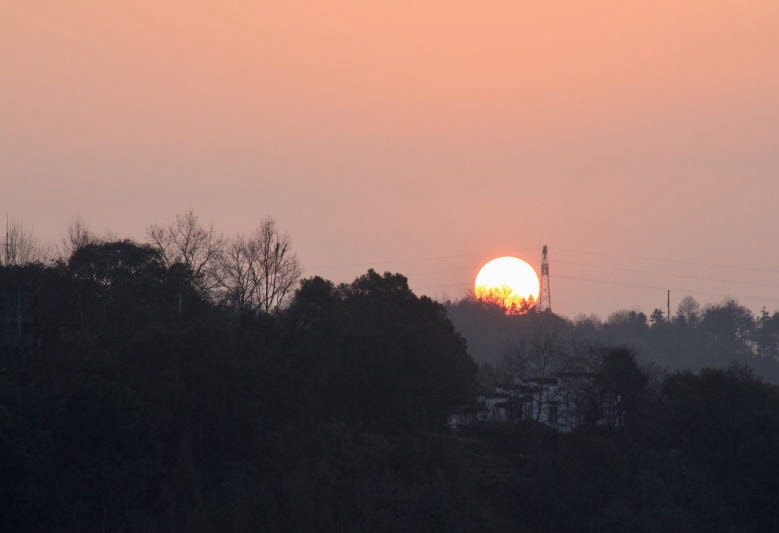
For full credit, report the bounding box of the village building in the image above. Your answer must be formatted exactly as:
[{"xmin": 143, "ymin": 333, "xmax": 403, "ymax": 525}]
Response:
[{"xmin": 448, "ymin": 371, "xmax": 620, "ymax": 432}]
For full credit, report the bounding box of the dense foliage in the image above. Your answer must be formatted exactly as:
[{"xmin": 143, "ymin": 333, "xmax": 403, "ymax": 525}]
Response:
[
  {"xmin": 0, "ymin": 244, "xmax": 476, "ymax": 531},
  {"xmin": 2, "ymin": 243, "xmax": 779, "ymax": 531},
  {"xmin": 446, "ymin": 296, "xmax": 779, "ymax": 383}
]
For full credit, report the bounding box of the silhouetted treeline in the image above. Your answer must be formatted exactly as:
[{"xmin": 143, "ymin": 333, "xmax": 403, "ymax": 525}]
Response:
[
  {"xmin": 0, "ymin": 241, "xmax": 476, "ymax": 531},
  {"xmin": 2, "ymin": 240, "xmax": 779, "ymax": 531},
  {"xmin": 446, "ymin": 296, "xmax": 779, "ymax": 384},
  {"xmin": 447, "ymin": 362, "xmax": 779, "ymax": 531}
]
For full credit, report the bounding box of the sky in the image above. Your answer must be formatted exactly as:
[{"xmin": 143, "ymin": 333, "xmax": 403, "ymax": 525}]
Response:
[{"xmin": 3, "ymin": 1, "xmax": 779, "ymax": 318}]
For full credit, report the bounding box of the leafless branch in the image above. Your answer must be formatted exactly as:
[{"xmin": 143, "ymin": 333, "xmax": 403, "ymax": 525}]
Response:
[
  {"xmin": 146, "ymin": 209, "xmax": 225, "ymax": 297},
  {"xmin": 58, "ymin": 216, "xmax": 101, "ymax": 260},
  {"xmin": 1, "ymin": 218, "xmax": 46, "ymax": 266},
  {"xmin": 217, "ymin": 217, "xmax": 302, "ymax": 313}
]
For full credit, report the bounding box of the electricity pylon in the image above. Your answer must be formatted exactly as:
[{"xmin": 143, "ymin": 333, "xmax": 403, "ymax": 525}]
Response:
[{"xmin": 539, "ymin": 245, "xmax": 551, "ymax": 312}]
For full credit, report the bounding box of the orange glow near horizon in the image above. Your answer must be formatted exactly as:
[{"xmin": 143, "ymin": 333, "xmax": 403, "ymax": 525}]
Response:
[
  {"xmin": 475, "ymin": 256, "xmax": 540, "ymax": 314},
  {"xmin": 4, "ymin": 2, "xmax": 779, "ymax": 317}
]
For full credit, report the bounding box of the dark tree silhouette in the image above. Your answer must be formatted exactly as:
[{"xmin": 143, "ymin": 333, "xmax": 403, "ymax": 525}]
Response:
[
  {"xmin": 59, "ymin": 216, "xmax": 101, "ymax": 259},
  {"xmin": 147, "ymin": 209, "xmax": 225, "ymax": 297},
  {"xmin": 218, "ymin": 218, "xmax": 301, "ymax": 314},
  {"xmin": 0, "ymin": 218, "xmax": 47, "ymax": 266}
]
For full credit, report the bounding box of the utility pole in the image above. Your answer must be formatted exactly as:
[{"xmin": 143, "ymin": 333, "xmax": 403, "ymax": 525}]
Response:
[
  {"xmin": 539, "ymin": 245, "xmax": 552, "ymax": 312},
  {"xmin": 2, "ymin": 213, "xmax": 8, "ymax": 265},
  {"xmin": 667, "ymin": 290, "xmax": 671, "ymax": 322},
  {"xmin": 1, "ymin": 214, "xmax": 23, "ymax": 351}
]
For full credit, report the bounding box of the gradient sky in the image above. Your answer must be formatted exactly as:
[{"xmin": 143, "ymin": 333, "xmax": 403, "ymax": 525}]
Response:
[{"xmin": 3, "ymin": 1, "xmax": 779, "ymax": 318}]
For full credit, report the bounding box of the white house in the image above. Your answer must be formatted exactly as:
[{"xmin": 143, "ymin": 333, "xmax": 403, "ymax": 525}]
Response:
[{"xmin": 450, "ymin": 371, "xmax": 616, "ymax": 432}]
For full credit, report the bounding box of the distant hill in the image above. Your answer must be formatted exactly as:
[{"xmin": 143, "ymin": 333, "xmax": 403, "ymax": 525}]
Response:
[{"xmin": 444, "ymin": 297, "xmax": 779, "ymax": 384}]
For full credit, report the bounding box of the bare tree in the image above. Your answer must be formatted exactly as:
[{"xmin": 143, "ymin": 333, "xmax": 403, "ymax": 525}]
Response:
[
  {"xmin": 218, "ymin": 234, "xmax": 258, "ymax": 312},
  {"xmin": 1, "ymin": 218, "xmax": 46, "ymax": 266},
  {"xmin": 218, "ymin": 217, "xmax": 301, "ymax": 313},
  {"xmin": 676, "ymin": 295, "xmax": 701, "ymax": 325},
  {"xmin": 504, "ymin": 329, "xmax": 569, "ymax": 421},
  {"xmin": 59, "ymin": 216, "xmax": 101, "ymax": 259},
  {"xmin": 147, "ymin": 209, "xmax": 225, "ymax": 297},
  {"xmin": 502, "ymin": 317, "xmax": 571, "ymax": 380},
  {"xmin": 476, "ymin": 286, "xmax": 536, "ymax": 315},
  {"xmin": 254, "ymin": 218, "xmax": 301, "ymax": 313}
]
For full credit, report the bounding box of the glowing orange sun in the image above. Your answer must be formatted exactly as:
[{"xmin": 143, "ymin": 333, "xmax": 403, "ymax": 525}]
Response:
[{"xmin": 475, "ymin": 256, "xmax": 540, "ymax": 314}]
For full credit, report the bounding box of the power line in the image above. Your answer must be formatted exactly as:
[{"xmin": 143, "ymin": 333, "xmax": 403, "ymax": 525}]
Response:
[
  {"xmin": 302, "ymin": 244, "xmax": 779, "ymax": 308},
  {"xmin": 308, "ymin": 245, "xmax": 544, "ymax": 271},
  {"xmin": 415, "ymin": 273, "xmax": 779, "ymax": 306},
  {"xmin": 556, "ymin": 246, "xmax": 779, "ymax": 275},
  {"xmin": 552, "ymin": 273, "xmax": 779, "ymax": 305},
  {"xmin": 377, "ymin": 257, "xmax": 779, "ymax": 295},
  {"xmin": 554, "ymin": 258, "xmax": 779, "ymax": 290},
  {"xmin": 310, "ymin": 245, "xmax": 779, "ymax": 281}
]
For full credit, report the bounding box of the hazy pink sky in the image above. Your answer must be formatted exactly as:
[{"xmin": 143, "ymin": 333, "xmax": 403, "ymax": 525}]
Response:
[{"xmin": 3, "ymin": 1, "xmax": 779, "ymax": 318}]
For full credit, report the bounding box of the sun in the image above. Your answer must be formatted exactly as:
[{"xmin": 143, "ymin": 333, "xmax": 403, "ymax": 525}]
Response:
[{"xmin": 474, "ymin": 256, "xmax": 540, "ymax": 314}]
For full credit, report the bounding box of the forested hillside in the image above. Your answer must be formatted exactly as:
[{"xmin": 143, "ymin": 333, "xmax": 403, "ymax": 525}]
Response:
[
  {"xmin": 446, "ymin": 296, "xmax": 779, "ymax": 384},
  {"xmin": 2, "ymin": 241, "xmax": 779, "ymax": 531}
]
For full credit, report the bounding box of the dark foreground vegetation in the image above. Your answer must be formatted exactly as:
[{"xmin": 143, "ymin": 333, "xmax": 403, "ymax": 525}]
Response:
[{"xmin": 2, "ymin": 239, "xmax": 779, "ymax": 531}]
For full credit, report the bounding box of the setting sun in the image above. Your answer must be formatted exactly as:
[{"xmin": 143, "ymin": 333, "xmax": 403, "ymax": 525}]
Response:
[{"xmin": 475, "ymin": 256, "xmax": 540, "ymax": 314}]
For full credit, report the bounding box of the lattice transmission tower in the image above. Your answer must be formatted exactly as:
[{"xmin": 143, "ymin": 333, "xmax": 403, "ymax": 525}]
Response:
[{"xmin": 539, "ymin": 245, "xmax": 551, "ymax": 312}]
